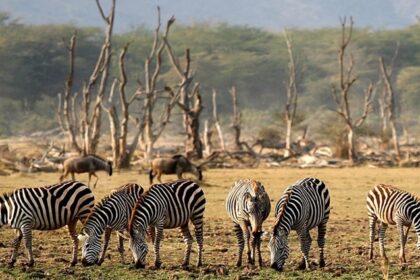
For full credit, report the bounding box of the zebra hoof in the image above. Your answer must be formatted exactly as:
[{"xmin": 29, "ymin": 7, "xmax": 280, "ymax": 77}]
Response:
[
  {"xmin": 236, "ymin": 261, "xmax": 242, "ymax": 268},
  {"xmin": 319, "ymin": 259, "xmax": 325, "ymax": 268},
  {"xmin": 154, "ymin": 261, "xmax": 162, "ymax": 269},
  {"xmin": 297, "ymin": 261, "xmax": 306, "ymax": 270},
  {"xmin": 7, "ymin": 261, "xmax": 15, "ymax": 268},
  {"xmin": 70, "ymin": 261, "xmax": 77, "ymax": 267},
  {"xmin": 196, "ymin": 261, "xmax": 202, "ymax": 267},
  {"xmin": 27, "ymin": 260, "xmax": 34, "ymax": 267}
]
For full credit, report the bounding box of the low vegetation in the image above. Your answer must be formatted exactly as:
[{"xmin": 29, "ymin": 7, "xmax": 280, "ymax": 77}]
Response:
[{"xmin": 0, "ymin": 167, "xmax": 419, "ymax": 279}]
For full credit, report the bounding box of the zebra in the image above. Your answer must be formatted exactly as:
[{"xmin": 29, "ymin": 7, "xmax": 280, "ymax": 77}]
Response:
[
  {"xmin": 269, "ymin": 178, "xmax": 330, "ymax": 271},
  {"xmin": 128, "ymin": 180, "xmax": 206, "ymax": 269},
  {"xmin": 59, "ymin": 154, "xmax": 113, "ymax": 188},
  {"xmin": 367, "ymin": 184, "xmax": 420, "ymax": 266},
  {"xmin": 226, "ymin": 179, "xmax": 271, "ymax": 267},
  {"xmin": 78, "ymin": 183, "xmax": 144, "ymax": 266},
  {"xmin": 0, "ymin": 181, "xmax": 94, "ymax": 267}
]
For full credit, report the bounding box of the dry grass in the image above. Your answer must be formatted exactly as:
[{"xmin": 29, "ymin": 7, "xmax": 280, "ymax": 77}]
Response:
[{"xmin": 0, "ymin": 167, "xmax": 419, "ymax": 279}]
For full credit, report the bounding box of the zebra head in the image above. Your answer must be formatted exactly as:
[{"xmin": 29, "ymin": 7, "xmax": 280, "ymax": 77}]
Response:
[
  {"xmin": 269, "ymin": 228, "xmax": 290, "ymax": 271},
  {"xmin": 129, "ymin": 231, "xmax": 148, "ymax": 268},
  {"xmin": 79, "ymin": 229, "xmax": 102, "ymax": 266},
  {"xmin": 244, "ymin": 192, "xmax": 264, "ymax": 235}
]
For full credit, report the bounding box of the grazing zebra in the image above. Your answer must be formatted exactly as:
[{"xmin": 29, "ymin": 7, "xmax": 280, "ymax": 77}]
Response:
[
  {"xmin": 269, "ymin": 178, "xmax": 330, "ymax": 271},
  {"xmin": 226, "ymin": 179, "xmax": 271, "ymax": 267},
  {"xmin": 367, "ymin": 184, "xmax": 420, "ymax": 266},
  {"xmin": 129, "ymin": 180, "xmax": 206, "ymax": 269},
  {"xmin": 59, "ymin": 154, "xmax": 113, "ymax": 188},
  {"xmin": 78, "ymin": 183, "xmax": 144, "ymax": 266},
  {"xmin": 0, "ymin": 181, "xmax": 94, "ymax": 267}
]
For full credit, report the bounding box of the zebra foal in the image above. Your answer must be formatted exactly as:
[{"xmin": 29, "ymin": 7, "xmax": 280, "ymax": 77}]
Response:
[
  {"xmin": 367, "ymin": 184, "xmax": 420, "ymax": 266},
  {"xmin": 129, "ymin": 180, "xmax": 206, "ymax": 269},
  {"xmin": 0, "ymin": 181, "xmax": 94, "ymax": 267},
  {"xmin": 269, "ymin": 178, "xmax": 330, "ymax": 271},
  {"xmin": 78, "ymin": 183, "xmax": 144, "ymax": 266},
  {"xmin": 226, "ymin": 179, "xmax": 270, "ymax": 267}
]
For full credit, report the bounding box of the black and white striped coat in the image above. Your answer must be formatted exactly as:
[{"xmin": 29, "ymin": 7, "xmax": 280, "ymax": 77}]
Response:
[
  {"xmin": 129, "ymin": 180, "xmax": 206, "ymax": 269},
  {"xmin": 0, "ymin": 181, "xmax": 94, "ymax": 267},
  {"xmin": 79, "ymin": 183, "xmax": 144, "ymax": 266},
  {"xmin": 226, "ymin": 179, "xmax": 270, "ymax": 267},
  {"xmin": 269, "ymin": 178, "xmax": 330, "ymax": 271},
  {"xmin": 367, "ymin": 184, "xmax": 420, "ymax": 266}
]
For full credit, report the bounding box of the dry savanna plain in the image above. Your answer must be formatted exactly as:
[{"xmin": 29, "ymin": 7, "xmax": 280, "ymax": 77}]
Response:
[{"xmin": 0, "ymin": 167, "xmax": 419, "ymax": 279}]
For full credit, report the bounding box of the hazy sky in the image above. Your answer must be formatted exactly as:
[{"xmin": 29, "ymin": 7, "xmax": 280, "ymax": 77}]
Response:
[{"xmin": 1, "ymin": 0, "xmax": 420, "ymax": 32}]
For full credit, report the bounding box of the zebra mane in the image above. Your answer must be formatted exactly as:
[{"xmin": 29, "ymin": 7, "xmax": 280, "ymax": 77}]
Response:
[
  {"xmin": 273, "ymin": 190, "xmax": 293, "ymax": 232},
  {"xmin": 128, "ymin": 188, "xmax": 152, "ymax": 234}
]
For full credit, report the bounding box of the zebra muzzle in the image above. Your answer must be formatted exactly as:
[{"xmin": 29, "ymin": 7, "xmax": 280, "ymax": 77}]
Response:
[
  {"xmin": 271, "ymin": 263, "xmax": 283, "ymax": 271},
  {"xmin": 134, "ymin": 261, "xmax": 145, "ymax": 269},
  {"xmin": 81, "ymin": 258, "xmax": 95, "ymax": 267}
]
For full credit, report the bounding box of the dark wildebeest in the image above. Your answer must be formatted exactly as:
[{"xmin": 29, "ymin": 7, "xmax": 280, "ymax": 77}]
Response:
[
  {"xmin": 149, "ymin": 155, "xmax": 202, "ymax": 184},
  {"xmin": 59, "ymin": 154, "xmax": 112, "ymax": 188}
]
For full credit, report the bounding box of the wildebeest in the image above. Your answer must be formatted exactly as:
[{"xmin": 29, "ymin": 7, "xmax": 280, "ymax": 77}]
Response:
[
  {"xmin": 149, "ymin": 154, "xmax": 202, "ymax": 184},
  {"xmin": 59, "ymin": 154, "xmax": 112, "ymax": 188}
]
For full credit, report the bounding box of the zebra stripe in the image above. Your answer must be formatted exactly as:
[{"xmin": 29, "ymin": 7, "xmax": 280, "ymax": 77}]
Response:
[
  {"xmin": 367, "ymin": 184, "xmax": 420, "ymax": 266},
  {"xmin": 79, "ymin": 183, "xmax": 144, "ymax": 266},
  {"xmin": 0, "ymin": 180, "xmax": 94, "ymax": 267},
  {"xmin": 128, "ymin": 180, "xmax": 206, "ymax": 269},
  {"xmin": 269, "ymin": 178, "xmax": 330, "ymax": 271},
  {"xmin": 226, "ymin": 179, "xmax": 271, "ymax": 267}
]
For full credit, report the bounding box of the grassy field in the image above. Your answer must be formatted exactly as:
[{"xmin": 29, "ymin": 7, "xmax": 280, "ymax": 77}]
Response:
[{"xmin": 0, "ymin": 167, "xmax": 419, "ymax": 279}]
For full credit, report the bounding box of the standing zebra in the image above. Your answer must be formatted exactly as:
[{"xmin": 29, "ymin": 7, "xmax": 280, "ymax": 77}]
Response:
[
  {"xmin": 226, "ymin": 179, "xmax": 271, "ymax": 267},
  {"xmin": 78, "ymin": 183, "xmax": 144, "ymax": 266},
  {"xmin": 59, "ymin": 154, "xmax": 113, "ymax": 188},
  {"xmin": 367, "ymin": 184, "xmax": 420, "ymax": 266},
  {"xmin": 129, "ymin": 180, "xmax": 206, "ymax": 269},
  {"xmin": 0, "ymin": 181, "xmax": 94, "ymax": 267},
  {"xmin": 269, "ymin": 178, "xmax": 330, "ymax": 271}
]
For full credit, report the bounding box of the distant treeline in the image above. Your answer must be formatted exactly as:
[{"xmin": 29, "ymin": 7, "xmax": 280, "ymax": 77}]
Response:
[{"xmin": 0, "ymin": 11, "xmax": 419, "ymax": 136}]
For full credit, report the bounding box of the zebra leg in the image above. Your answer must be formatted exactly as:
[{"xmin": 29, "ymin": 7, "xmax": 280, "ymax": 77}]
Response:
[
  {"xmin": 317, "ymin": 221, "xmax": 327, "ymax": 268},
  {"xmin": 233, "ymin": 223, "xmax": 244, "ymax": 267},
  {"xmin": 9, "ymin": 229, "xmax": 23, "ymax": 267},
  {"xmin": 368, "ymin": 214, "xmax": 377, "ymax": 260},
  {"xmin": 397, "ymin": 222, "xmax": 409, "ymax": 266},
  {"xmin": 21, "ymin": 225, "xmax": 34, "ymax": 267},
  {"xmin": 117, "ymin": 231, "xmax": 125, "ymax": 264},
  {"xmin": 68, "ymin": 220, "xmax": 78, "ymax": 266},
  {"xmin": 98, "ymin": 227, "xmax": 112, "ymax": 265},
  {"xmin": 298, "ymin": 230, "xmax": 312, "ymax": 270},
  {"xmin": 153, "ymin": 226, "xmax": 164, "ymax": 268},
  {"xmin": 252, "ymin": 232, "xmax": 263, "ymax": 267},
  {"xmin": 147, "ymin": 226, "xmax": 156, "ymax": 243},
  {"xmin": 180, "ymin": 224, "xmax": 193, "ymax": 268},
  {"xmin": 378, "ymin": 222, "xmax": 388, "ymax": 259},
  {"xmin": 192, "ymin": 218, "xmax": 204, "ymax": 267},
  {"xmin": 241, "ymin": 224, "xmax": 253, "ymax": 265}
]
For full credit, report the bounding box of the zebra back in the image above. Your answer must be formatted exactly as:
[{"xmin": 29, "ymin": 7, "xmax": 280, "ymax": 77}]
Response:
[
  {"xmin": 367, "ymin": 184, "xmax": 420, "ymax": 225},
  {"xmin": 82, "ymin": 183, "xmax": 144, "ymax": 235},
  {"xmin": 226, "ymin": 179, "xmax": 271, "ymax": 230},
  {"xmin": 0, "ymin": 181, "xmax": 94, "ymax": 230},
  {"xmin": 129, "ymin": 180, "xmax": 206, "ymax": 235},
  {"xmin": 273, "ymin": 178, "xmax": 330, "ymax": 232}
]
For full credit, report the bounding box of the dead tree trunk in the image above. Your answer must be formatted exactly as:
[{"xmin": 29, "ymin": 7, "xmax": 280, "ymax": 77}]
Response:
[
  {"xmin": 57, "ymin": 32, "xmax": 81, "ymax": 152},
  {"xmin": 379, "ymin": 56, "xmax": 401, "ymax": 162},
  {"xmin": 203, "ymin": 119, "xmax": 212, "ymax": 156},
  {"xmin": 331, "ymin": 17, "xmax": 374, "ymax": 164},
  {"xmin": 138, "ymin": 9, "xmax": 177, "ymax": 162},
  {"xmin": 230, "ymin": 86, "xmax": 242, "ymax": 151},
  {"xmin": 212, "ymin": 89, "xmax": 225, "ymax": 151},
  {"xmin": 165, "ymin": 41, "xmax": 203, "ymax": 158},
  {"xmin": 283, "ymin": 30, "xmax": 299, "ymax": 157}
]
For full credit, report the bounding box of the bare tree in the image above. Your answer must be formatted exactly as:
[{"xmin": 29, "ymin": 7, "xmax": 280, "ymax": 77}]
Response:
[
  {"xmin": 230, "ymin": 86, "xmax": 242, "ymax": 151},
  {"xmin": 283, "ymin": 30, "xmax": 300, "ymax": 157},
  {"xmin": 57, "ymin": 32, "xmax": 81, "ymax": 152},
  {"xmin": 331, "ymin": 17, "xmax": 374, "ymax": 163},
  {"xmin": 80, "ymin": 0, "xmax": 115, "ymax": 155},
  {"xmin": 379, "ymin": 55, "xmax": 401, "ymax": 162},
  {"xmin": 212, "ymin": 89, "xmax": 225, "ymax": 151},
  {"xmin": 165, "ymin": 39, "xmax": 204, "ymax": 158}
]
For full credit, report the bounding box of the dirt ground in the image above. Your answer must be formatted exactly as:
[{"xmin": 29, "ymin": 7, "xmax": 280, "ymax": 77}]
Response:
[{"xmin": 0, "ymin": 167, "xmax": 419, "ymax": 279}]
